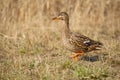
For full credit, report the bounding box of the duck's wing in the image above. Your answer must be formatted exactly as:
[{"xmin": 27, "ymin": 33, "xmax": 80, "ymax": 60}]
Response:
[{"xmin": 70, "ymin": 32, "xmax": 103, "ymax": 51}]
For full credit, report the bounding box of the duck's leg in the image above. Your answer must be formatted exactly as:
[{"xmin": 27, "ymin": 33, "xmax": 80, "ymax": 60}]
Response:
[{"xmin": 70, "ymin": 52, "xmax": 84, "ymax": 61}]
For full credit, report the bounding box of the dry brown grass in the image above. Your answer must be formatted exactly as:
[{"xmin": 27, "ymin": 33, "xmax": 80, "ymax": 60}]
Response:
[{"xmin": 0, "ymin": 0, "xmax": 120, "ymax": 80}]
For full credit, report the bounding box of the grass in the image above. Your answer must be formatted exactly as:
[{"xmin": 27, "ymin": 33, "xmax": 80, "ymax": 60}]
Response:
[{"xmin": 0, "ymin": 0, "xmax": 120, "ymax": 80}]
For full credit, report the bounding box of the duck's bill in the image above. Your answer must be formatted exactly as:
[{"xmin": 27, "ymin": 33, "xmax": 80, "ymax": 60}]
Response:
[{"xmin": 52, "ymin": 17, "xmax": 61, "ymax": 20}]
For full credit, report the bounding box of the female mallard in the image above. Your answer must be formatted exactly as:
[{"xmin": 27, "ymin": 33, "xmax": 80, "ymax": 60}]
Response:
[{"xmin": 52, "ymin": 12, "xmax": 103, "ymax": 61}]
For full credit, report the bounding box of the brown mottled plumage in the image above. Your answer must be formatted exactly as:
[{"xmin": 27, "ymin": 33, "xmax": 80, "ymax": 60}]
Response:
[{"xmin": 52, "ymin": 12, "xmax": 103, "ymax": 61}]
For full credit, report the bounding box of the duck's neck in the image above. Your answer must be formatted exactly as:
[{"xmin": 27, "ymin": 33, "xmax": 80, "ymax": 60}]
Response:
[{"xmin": 62, "ymin": 19, "xmax": 71, "ymax": 37}]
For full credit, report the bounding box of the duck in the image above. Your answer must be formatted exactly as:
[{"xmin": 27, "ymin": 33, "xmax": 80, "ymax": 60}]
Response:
[{"xmin": 52, "ymin": 12, "xmax": 103, "ymax": 61}]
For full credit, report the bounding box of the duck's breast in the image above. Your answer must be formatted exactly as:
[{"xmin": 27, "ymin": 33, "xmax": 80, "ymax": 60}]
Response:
[{"xmin": 62, "ymin": 36, "xmax": 83, "ymax": 52}]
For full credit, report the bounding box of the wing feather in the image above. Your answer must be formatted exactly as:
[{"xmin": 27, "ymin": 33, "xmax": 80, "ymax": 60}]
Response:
[{"xmin": 70, "ymin": 32, "xmax": 103, "ymax": 51}]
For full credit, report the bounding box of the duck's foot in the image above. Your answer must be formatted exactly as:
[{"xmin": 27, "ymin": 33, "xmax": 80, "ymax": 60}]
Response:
[{"xmin": 70, "ymin": 52, "xmax": 84, "ymax": 61}]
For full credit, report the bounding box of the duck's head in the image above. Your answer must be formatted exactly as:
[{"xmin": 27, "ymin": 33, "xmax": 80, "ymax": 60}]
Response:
[{"xmin": 52, "ymin": 12, "xmax": 69, "ymax": 21}]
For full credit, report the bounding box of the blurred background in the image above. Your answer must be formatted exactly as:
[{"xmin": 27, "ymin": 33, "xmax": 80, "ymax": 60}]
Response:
[{"xmin": 0, "ymin": 0, "xmax": 120, "ymax": 80}]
